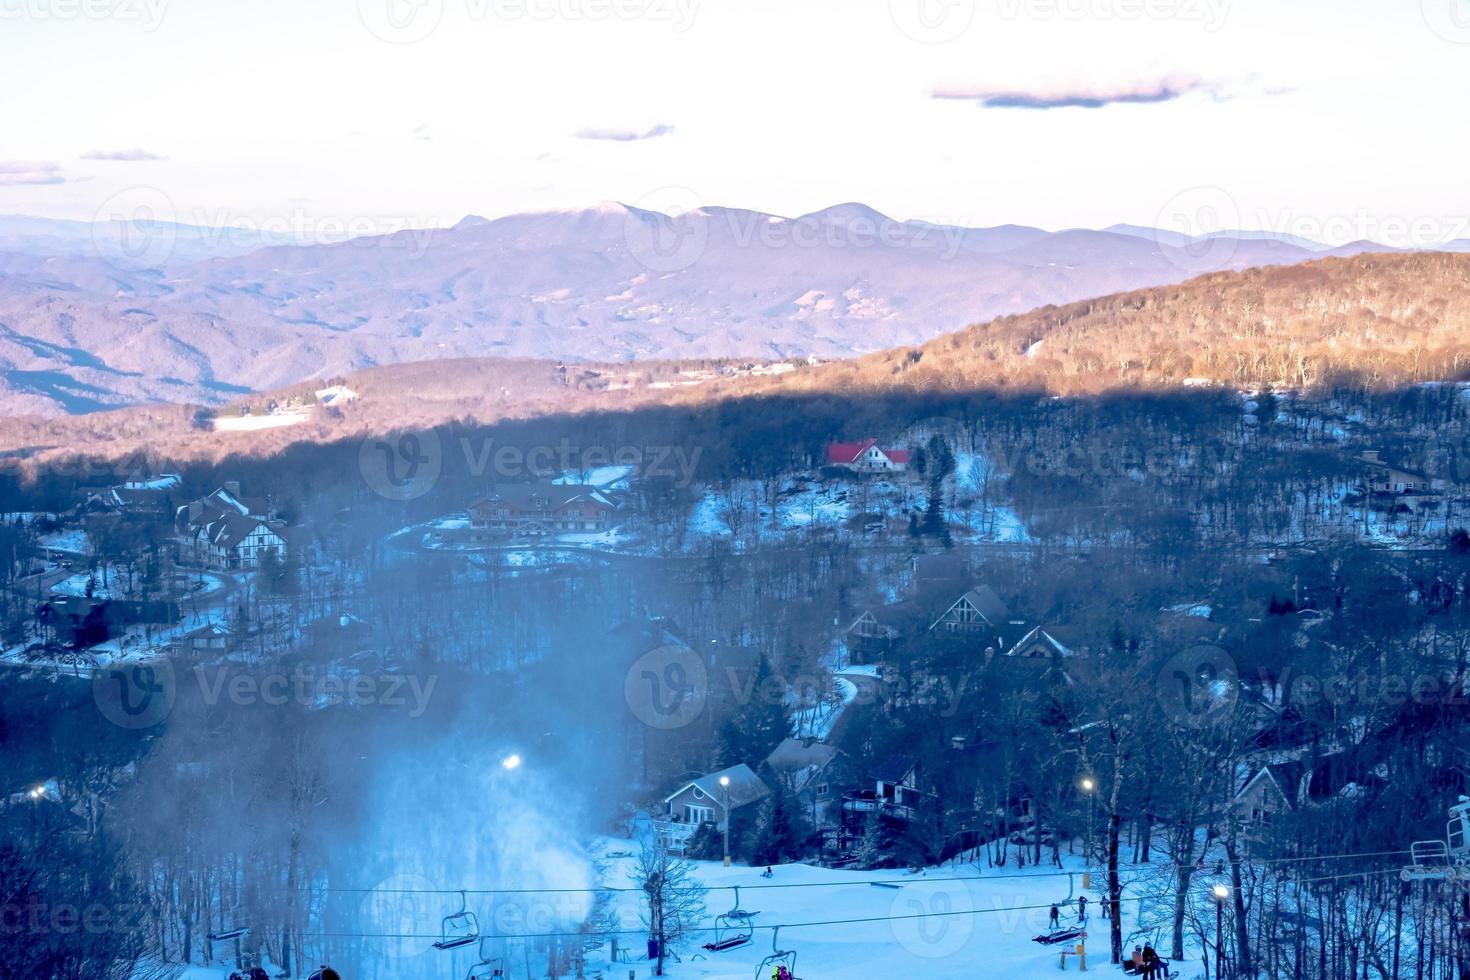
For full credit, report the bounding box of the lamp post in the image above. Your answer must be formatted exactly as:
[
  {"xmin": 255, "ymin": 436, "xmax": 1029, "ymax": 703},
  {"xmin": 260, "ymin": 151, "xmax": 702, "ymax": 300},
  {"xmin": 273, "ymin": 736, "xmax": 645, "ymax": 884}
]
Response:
[
  {"xmin": 1080, "ymin": 777, "xmax": 1095, "ymax": 865},
  {"xmin": 720, "ymin": 775, "xmax": 732, "ymax": 867},
  {"xmin": 1212, "ymin": 883, "xmax": 1230, "ymax": 979}
]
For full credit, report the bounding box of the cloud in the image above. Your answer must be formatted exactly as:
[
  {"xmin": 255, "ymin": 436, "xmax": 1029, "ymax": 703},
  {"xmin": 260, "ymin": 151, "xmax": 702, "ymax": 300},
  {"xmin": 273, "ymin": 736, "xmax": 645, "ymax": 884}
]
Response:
[
  {"xmin": 80, "ymin": 148, "xmax": 166, "ymax": 162},
  {"xmin": 0, "ymin": 160, "xmax": 65, "ymax": 185},
  {"xmin": 573, "ymin": 124, "xmax": 676, "ymax": 142},
  {"xmin": 931, "ymin": 74, "xmax": 1223, "ymax": 110}
]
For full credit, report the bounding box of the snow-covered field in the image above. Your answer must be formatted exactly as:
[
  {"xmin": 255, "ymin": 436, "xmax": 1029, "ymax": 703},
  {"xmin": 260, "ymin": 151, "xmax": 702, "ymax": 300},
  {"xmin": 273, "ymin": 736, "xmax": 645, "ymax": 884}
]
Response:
[
  {"xmin": 145, "ymin": 849, "xmax": 1205, "ymax": 980},
  {"xmin": 591, "ymin": 845, "xmax": 1202, "ymax": 980}
]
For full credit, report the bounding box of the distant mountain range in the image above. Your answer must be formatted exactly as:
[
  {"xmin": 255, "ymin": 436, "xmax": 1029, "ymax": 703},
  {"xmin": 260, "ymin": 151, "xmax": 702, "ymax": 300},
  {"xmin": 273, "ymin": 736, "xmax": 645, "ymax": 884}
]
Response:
[{"xmin": 0, "ymin": 202, "xmax": 1464, "ymax": 417}]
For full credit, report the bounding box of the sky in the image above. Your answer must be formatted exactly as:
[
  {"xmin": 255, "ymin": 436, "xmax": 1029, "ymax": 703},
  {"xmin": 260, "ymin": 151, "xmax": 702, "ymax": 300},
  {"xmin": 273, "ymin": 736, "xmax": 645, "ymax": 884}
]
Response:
[{"xmin": 1, "ymin": 0, "xmax": 1467, "ymax": 245}]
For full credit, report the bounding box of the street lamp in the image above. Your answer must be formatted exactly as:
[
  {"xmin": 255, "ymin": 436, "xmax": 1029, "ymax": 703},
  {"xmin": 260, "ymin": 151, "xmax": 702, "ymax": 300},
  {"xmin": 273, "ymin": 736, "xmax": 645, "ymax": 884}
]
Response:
[
  {"xmin": 720, "ymin": 775, "xmax": 732, "ymax": 867},
  {"xmin": 1079, "ymin": 778, "xmax": 1096, "ymax": 865},
  {"xmin": 1212, "ymin": 883, "xmax": 1230, "ymax": 979}
]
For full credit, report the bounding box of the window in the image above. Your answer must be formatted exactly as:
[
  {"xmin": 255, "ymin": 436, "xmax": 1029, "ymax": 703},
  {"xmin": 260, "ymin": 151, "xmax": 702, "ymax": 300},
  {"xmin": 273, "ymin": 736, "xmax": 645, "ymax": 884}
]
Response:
[{"xmin": 685, "ymin": 804, "xmax": 714, "ymax": 825}]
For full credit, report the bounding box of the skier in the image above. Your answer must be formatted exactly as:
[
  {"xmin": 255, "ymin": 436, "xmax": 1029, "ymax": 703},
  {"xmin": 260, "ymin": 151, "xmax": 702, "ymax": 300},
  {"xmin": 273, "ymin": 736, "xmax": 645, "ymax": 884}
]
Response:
[
  {"xmin": 308, "ymin": 968, "xmax": 342, "ymax": 980},
  {"xmin": 761, "ymin": 866, "xmax": 774, "ymax": 878},
  {"xmin": 1077, "ymin": 895, "xmax": 1087, "ymax": 921},
  {"xmin": 249, "ymin": 968, "xmax": 269, "ymax": 980},
  {"xmin": 1130, "ymin": 946, "xmax": 1147, "ymax": 974},
  {"xmin": 1049, "ymin": 904, "xmax": 1060, "ymax": 928}
]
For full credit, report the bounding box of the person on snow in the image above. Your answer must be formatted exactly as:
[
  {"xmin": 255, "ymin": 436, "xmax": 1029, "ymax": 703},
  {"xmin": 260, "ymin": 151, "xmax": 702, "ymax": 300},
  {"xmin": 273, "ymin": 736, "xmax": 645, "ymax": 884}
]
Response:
[
  {"xmin": 249, "ymin": 968, "xmax": 269, "ymax": 980},
  {"xmin": 1049, "ymin": 904, "xmax": 1060, "ymax": 928},
  {"xmin": 1077, "ymin": 895, "xmax": 1087, "ymax": 921},
  {"xmin": 762, "ymin": 866, "xmax": 774, "ymax": 878}
]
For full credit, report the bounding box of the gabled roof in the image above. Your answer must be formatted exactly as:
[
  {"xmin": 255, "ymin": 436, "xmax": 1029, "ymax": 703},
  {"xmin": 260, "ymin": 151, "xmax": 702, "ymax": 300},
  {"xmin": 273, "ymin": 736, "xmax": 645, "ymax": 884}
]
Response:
[
  {"xmin": 872, "ymin": 755, "xmax": 918, "ymax": 784},
  {"xmin": 928, "ymin": 585, "xmax": 1010, "ymax": 630},
  {"xmin": 664, "ymin": 763, "xmax": 772, "ymax": 810},
  {"xmin": 1011, "ymin": 625, "xmax": 1078, "ymax": 658},
  {"xmin": 826, "ymin": 439, "xmax": 911, "ymax": 466},
  {"xmin": 1234, "ymin": 761, "xmax": 1305, "ymax": 808}
]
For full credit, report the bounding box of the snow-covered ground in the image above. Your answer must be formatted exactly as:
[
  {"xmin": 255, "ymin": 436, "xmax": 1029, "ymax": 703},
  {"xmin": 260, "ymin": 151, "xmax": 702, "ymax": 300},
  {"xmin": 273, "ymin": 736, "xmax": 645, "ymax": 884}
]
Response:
[
  {"xmin": 578, "ymin": 844, "xmax": 1206, "ymax": 980},
  {"xmin": 213, "ymin": 408, "xmax": 312, "ymax": 432}
]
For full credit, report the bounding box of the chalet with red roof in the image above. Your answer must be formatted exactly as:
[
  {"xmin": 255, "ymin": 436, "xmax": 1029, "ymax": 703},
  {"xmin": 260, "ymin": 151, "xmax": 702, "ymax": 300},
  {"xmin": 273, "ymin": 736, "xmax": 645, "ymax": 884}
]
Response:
[{"xmin": 825, "ymin": 438, "xmax": 911, "ymax": 474}]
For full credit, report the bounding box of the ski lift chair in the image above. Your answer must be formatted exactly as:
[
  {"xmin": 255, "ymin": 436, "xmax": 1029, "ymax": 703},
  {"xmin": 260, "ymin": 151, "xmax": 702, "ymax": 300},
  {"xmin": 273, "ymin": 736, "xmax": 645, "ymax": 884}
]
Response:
[
  {"xmin": 703, "ymin": 886, "xmax": 758, "ymax": 952},
  {"xmin": 434, "ymin": 891, "xmax": 482, "ymax": 951},
  {"xmin": 466, "ymin": 937, "xmax": 505, "ymax": 980},
  {"xmin": 1403, "ymin": 797, "xmax": 1470, "ymax": 882},
  {"xmin": 754, "ymin": 925, "xmax": 798, "ymax": 980},
  {"xmin": 208, "ymin": 925, "xmax": 249, "ymax": 942}
]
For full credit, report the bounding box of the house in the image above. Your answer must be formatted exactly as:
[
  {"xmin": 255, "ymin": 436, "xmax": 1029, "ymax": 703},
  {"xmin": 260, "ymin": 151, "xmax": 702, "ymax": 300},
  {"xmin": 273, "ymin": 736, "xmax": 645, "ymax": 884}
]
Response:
[
  {"xmin": 764, "ymin": 737, "xmax": 845, "ymax": 828},
  {"xmin": 182, "ymin": 513, "xmax": 290, "ymax": 570},
  {"xmin": 1008, "ymin": 625, "xmax": 1083, "ymax": 660},
  {"xmin": 825, "ymin": 439, "xmax": 911, "ymax": 474},
  {"xmin": 37, "ymin": 596, "xmax": 122, "ymax": 648},
  {"xmin": 1231, "ymin": 761, "xmax": 1305, "ymax": 829},
  {"xmin": 84, "ymin": 474, "xmax": 183, "ymax": 520},
  {"xmin": 656, "ymin": 763, "xmax": 772, "ymax": 853},
  {"xmin": 841, "ymin": 756, "xmax": 931, "ymax": 836},
  {"xmin": 844, "ymin": 582, "xmax": 1026, "ymax": 665},
  {"xmin": 175, "ymin": 484, "xmax": 292, "ymax": 569},
  {"xmin": 172, "ymin": 621, "xmax": 235, "ymax": 656},
  {"xmin": 468, "ymin": 484, "xmax": 622, "ymax": 536},
  {"xmin": 1358, "ymin": 450, "xmax": 1445, "ymax": 501}
]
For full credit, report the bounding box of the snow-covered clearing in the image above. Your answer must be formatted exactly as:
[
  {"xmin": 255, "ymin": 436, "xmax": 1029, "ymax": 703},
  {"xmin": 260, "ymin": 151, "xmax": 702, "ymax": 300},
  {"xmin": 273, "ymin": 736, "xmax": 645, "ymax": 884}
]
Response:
[
  {"xmin": 213, "ymin": 409, "xmax": 311, "ymax": 432},
  {"xmin": 582, "ymin": 845, "xmax": 1206, "ymax": 980}
]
